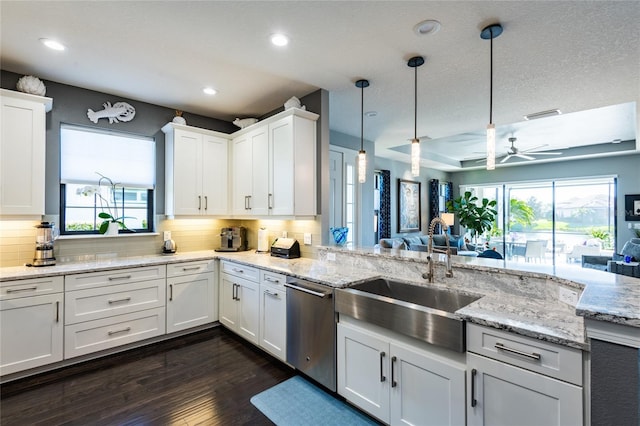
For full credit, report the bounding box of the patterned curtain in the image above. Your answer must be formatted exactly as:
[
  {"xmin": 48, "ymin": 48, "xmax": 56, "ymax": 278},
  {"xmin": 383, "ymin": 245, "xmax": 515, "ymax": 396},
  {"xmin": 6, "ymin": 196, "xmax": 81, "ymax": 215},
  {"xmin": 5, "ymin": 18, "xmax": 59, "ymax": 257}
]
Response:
[
  {"xmin": 429, "ymin": 179, "xmax": 440, "ymax": 233},
  {"xmin": 378, "ymin": 170, "xmax": 391, "ymax": 239}
]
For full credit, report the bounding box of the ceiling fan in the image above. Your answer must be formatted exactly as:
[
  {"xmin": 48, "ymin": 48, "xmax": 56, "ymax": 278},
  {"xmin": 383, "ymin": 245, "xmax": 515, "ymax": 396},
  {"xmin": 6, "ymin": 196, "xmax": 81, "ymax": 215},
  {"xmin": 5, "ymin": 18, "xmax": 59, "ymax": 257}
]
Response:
[{"xmin": 474, "ymin": 137, "xmax": 563, "ymax": 164}]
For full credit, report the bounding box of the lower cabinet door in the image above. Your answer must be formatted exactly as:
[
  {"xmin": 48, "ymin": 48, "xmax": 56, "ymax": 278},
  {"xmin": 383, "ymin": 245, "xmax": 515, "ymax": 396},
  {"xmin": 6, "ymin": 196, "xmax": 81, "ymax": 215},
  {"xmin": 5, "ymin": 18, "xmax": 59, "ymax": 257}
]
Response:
[
  {"xmin": 467, "ymin": 353, "xmax": 583, "ymax": 426},
  {"xmin": 237, "ymin": 281, "xmax": 259, "ymax": 345},
  {"xmin": 167, "ymin": 272, "xmax": 216, "ymax": 333},
  {"xmin": 337, "ymin": 322, "xmax": 390, "ymax": 424},
  {"xmin": 259, "ymin": 282, "xmax": 287, "ymax": 361},
  {"xmin": 219, "ymin": 274, "xmax": 238, "ymax": 329},
  {"xmin": 0, "ymin": 293, "xmax": 63, "ymax": 376},
  {"xmin": 64, "ymin": 308, "xmax": 166, "ymax": 358},
  {"xmin": 390, "ymin": 343, "xmax": 466, "ymax": 426}
]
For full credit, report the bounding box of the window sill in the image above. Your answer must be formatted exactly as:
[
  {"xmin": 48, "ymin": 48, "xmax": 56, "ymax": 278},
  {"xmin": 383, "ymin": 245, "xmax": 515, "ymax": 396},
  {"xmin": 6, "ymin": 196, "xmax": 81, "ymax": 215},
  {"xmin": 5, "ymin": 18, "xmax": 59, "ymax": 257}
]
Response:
[{"xmin": 57, "ymin": 232, "xmax": 160, "ymax": 240}]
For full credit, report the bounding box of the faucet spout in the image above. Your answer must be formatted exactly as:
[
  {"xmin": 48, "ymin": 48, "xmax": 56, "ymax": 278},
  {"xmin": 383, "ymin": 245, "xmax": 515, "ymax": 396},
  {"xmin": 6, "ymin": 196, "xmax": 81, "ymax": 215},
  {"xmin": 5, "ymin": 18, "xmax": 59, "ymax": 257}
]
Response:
[{"xmin": 424, "ymin": 217, "xmax": 454, "ymax": 281}]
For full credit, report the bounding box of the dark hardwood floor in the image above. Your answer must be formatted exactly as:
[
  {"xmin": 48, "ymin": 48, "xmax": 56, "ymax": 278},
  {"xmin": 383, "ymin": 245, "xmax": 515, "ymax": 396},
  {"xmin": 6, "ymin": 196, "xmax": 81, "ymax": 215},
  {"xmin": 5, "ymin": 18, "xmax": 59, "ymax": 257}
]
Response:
[{"xmin": 0, "ymin": 326, "xmax": 295, "ymax": 425}]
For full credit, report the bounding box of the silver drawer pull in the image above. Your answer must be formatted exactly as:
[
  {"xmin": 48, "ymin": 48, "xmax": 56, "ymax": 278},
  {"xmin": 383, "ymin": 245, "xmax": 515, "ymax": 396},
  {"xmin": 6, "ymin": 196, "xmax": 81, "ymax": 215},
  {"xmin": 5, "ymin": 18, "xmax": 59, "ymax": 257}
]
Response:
[
  {"xmin": 6, "ymin": 286, "xmax": 38, "ymax": 293},
  {"xmin": 495, "ymin": 342, "xmax": 541, "ymax": 360},
  {"xmin": 182, "ymin": 266, "xmax": 201, "ymax": 271},
  {"xmin": 232, "ymin": 268, "xmax": 244, "ymax": 273},
  {"xmin": 108, "ymin": 275, "xmax": 132, "ymax": 281},
  {"xmin": 108, "ymin": 297, "xmax": 132, "ymax": 304},
  {"xmin": 108, "ymin": 327, "xmax": 131, "ymax": 336},
  {"xmin": 264, "ymin": 289, "xmax": 279, "ymax": 297},
  {"xmin": 264, "ymin": 277, "xmax": 280, "ymax": 283}
]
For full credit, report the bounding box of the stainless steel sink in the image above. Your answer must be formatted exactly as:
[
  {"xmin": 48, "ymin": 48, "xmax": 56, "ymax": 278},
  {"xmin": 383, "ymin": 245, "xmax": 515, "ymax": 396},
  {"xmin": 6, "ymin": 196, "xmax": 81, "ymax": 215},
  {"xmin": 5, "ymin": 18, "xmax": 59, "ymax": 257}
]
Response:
[{"xmin": 335, "ymin": 278, "xmax": 481, "ymax": 352}]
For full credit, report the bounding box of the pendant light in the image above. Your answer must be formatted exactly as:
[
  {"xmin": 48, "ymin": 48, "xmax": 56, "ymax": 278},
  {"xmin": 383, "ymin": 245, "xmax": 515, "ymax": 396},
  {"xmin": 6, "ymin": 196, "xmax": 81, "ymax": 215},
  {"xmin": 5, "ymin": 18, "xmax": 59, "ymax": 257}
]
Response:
[
  {"xmin": 355, "ymin": 79, "xmax": 370, "ymax": 183},
  {"xmin": 481, "ymin": 23, "xmax": 503, "ymax": 171},
  {"xmin": 408, "ymin": 56, "xmax": 424, "ymax": 177}
]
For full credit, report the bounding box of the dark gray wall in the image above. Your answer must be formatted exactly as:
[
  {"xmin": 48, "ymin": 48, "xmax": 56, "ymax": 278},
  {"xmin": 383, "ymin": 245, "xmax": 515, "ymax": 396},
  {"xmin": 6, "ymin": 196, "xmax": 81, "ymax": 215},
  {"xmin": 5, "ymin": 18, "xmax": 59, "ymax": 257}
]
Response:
[
  {"xmin": 450, "ymin": 154, "xmax": 640, "ymax": 250},
  {"xmin": 330, "ymin": 130, "xmax": 375, "ymax": 247},
  {"xmin": 375, "ymin": 156, "xmax": 450, "ymax": 239},
  {"xmin": 1, "ymin": 70, "xmax": 235, "ymax": 216},
  {"xmin": 590, "ymin": 339, "xmax": 640, "ymax": 425}
]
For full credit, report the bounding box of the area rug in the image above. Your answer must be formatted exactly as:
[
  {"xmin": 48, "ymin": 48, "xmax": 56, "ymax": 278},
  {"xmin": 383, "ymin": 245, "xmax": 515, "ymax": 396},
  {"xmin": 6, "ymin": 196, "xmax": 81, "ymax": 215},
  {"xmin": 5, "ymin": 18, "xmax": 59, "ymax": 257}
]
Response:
[{"xmin": 250, "ymin": 376, "xmax": 379, "ymax": 425}]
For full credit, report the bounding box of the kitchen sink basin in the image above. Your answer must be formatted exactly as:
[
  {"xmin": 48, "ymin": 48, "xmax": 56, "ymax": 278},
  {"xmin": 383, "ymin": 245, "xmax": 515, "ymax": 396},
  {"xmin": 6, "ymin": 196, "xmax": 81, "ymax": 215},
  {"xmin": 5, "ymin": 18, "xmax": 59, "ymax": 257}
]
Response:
[{"xmin": 335, "ymin": 278, "xmax": 481, "ymax": 352}]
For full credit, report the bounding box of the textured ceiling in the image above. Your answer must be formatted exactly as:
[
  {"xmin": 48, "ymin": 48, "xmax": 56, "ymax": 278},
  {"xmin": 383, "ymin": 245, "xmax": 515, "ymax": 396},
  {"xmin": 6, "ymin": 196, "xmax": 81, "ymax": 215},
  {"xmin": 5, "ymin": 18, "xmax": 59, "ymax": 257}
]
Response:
[{"xmin": 1, "ymin": 1, "xmax": 639, "ymax": 170}]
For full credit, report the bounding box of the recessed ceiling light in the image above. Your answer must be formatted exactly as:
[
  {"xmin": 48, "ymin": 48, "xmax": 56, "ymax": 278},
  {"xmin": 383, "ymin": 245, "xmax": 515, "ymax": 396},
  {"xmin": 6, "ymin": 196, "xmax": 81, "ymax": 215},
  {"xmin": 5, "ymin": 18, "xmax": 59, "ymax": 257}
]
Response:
[
  {"xmin": 523, "ymin": 109, "xmax": 562, "ymax": 120},
  {"xmin": 203, "ymin": 87, "xmax": 217, "ymax": 95},
  {"xmin": 364, "ymin": 111, "xmax": 378, "ymax": 118},
  {"xmin": 612, "ymin": 139, "xmax": 622, "ymax": 144},
  {"xmin": 39, "ymin": 38, "xmax": 66, "ymax": 51},
  {"xmin": 270, "ymin": 33, "xmax": 289, "ymax": 47},
  {"xmin": 413, "ymin": 20, "xmax": 441, "ymax": 36}
]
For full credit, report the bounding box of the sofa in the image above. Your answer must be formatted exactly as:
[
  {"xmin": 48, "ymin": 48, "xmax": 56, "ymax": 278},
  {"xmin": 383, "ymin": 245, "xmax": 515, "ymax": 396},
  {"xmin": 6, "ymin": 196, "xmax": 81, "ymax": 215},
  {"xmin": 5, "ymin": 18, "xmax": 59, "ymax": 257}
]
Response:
[
  {"xmin": 378, "ymin": 234, "xmax": 476, "ymax": 254},
  {"xmin": 581, "ymin": 238, "xmax": 640, "ymax": 277}
]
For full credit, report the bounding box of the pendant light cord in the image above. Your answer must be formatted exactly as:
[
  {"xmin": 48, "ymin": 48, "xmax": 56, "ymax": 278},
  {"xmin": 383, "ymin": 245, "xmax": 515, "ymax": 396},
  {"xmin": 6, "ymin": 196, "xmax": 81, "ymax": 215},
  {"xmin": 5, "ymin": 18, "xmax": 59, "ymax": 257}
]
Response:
[
  {"xmin": 489, "ymin": 27, "xmax": 494, "ymax": 125},
  {"xmin": 360, "ymin": 84, "xmax": 364, "ymax": 151},
  {"xmin": 414, "ymin": 64, "xmax": 418, "ymax": 140}
]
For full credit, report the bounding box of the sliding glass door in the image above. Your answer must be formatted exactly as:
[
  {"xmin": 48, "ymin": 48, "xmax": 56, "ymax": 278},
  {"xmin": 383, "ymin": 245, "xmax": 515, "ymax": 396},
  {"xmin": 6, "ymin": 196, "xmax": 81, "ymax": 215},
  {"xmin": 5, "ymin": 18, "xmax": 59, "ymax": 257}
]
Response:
[{"xmin": 461, "ymin": 176, "xmax": 616, "ymax": 268}]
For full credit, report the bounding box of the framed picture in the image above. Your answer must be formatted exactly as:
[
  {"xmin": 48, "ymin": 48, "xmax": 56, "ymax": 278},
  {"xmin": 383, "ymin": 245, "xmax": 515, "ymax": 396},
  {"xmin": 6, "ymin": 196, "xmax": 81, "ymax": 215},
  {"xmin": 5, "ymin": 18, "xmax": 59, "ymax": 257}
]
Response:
[
  {"xmin": 625, "ymin": 194, "xmax": 640, "ymax": 221},
  {"xmin": 397, "ymin": 179, "xmax": 421, "ymax": 232}
]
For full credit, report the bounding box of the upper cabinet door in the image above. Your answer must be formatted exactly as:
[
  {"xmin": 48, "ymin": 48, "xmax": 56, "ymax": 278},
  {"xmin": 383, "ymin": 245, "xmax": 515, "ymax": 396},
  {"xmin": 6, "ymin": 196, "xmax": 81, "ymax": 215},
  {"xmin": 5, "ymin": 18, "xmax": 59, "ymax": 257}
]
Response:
[
  {"xmin": 201, "ymin": 135, "xmax": 229, "ymax": 216},
  {"xmin": 269, "ymin": 116, "xmax": 295, "ymax": 215},
  {"xmin": 0, "ymin": 90, "xmax": 51, "ymax": 216},
  {"xmin": 231, "ymin": 134, "xmax": 253, "ymax": 215},
  {"xmin": 172, "ymin": 129, "xmax": 203, "ymax": 216},
  {"xmin": 249, "ymin": 127, "xmax": 269, "ymax": 216}
]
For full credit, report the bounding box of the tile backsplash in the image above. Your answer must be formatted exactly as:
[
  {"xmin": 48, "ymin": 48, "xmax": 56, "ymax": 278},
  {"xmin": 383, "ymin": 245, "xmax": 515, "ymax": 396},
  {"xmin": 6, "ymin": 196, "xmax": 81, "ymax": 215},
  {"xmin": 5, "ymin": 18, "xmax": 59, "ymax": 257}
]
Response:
[{"xmin": 0, "ymin": 216, "xmax": 321, "ymax": 267}]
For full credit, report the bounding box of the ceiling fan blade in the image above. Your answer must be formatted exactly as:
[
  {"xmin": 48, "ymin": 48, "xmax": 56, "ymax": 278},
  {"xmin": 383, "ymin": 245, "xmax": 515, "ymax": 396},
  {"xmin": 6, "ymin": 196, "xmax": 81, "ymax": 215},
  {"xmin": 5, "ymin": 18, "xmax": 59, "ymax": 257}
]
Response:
[
  {"xmin": 527, "ymin": 151, "xmax": 562, "ymax": 155},
  {"xmin": 515, "ymin": 154, "xmax": 536, "ymax": 160},
  {"xmin": 500, "ymin": 154, "xmax": 513, "ymax": 163},
  {"xmin": 522, "ymin": 144, "xmax": 549, "ymax": 153}
]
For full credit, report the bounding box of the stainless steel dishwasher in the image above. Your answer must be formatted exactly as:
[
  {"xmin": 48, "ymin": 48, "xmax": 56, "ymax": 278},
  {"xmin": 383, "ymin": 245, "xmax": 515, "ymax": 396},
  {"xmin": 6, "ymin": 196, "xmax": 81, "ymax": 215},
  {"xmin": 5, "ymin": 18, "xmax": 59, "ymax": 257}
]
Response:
[{"xmin": 285, "ymin": 277, "xmax": 336, "ymax": 392}]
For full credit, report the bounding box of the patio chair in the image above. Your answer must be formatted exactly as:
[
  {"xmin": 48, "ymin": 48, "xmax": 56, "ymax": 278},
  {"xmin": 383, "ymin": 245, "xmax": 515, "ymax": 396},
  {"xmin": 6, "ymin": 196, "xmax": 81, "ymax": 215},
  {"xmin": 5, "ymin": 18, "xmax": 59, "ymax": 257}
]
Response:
[{"xmin": 525, "ymin": 240, "xmax": 546, "ymax": 262}]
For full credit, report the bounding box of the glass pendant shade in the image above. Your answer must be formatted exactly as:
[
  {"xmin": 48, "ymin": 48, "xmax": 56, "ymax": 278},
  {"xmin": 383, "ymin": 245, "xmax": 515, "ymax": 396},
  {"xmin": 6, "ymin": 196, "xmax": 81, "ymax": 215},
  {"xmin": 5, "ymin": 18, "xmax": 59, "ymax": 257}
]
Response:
[
  {"xmin": 411, "ymin": 138, "xmax": 420, "ymax": 176},
  {"xmin": 358, "ymin": 150, "xmax": 366, "ymax": 183},
  {"xmin": 486, "ymin": 124, "xmax": 496, "ymax": 170}
]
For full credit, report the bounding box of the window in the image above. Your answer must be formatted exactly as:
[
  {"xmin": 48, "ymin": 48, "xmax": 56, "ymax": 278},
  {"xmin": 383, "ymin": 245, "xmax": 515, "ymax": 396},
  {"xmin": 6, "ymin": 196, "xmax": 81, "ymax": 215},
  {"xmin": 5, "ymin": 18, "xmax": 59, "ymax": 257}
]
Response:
[{"xmin": 60, "ymin": 124, "xmax": 155, "ymax": 234}]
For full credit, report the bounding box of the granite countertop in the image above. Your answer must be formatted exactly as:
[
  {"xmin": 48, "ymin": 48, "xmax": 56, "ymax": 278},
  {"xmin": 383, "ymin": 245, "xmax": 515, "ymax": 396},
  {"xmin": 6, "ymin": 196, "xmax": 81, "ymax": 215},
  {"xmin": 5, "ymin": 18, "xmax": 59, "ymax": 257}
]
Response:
[{"xmin": 2, "ymin": 248, "xmax": 638, "ymax": 350}]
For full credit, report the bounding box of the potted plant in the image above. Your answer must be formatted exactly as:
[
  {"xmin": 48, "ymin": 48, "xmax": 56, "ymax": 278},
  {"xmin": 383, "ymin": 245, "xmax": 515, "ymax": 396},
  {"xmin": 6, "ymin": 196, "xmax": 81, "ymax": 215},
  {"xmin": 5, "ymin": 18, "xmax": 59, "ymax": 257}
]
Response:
[
  {"xmin": 77, "ymin": 173, "xmax": 132, "ymax": 235},
  {"xmin": 446, "ymin": 191, "xmax": 497, "ymax": 244}
]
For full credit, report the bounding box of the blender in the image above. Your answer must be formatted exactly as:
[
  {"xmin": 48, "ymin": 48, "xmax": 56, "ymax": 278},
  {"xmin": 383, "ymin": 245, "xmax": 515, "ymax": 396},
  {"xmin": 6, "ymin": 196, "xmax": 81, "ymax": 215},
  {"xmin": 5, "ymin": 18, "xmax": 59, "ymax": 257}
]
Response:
[{"xmin": 32, "ymin": 222, "xmax": 58, "ymax": 266}]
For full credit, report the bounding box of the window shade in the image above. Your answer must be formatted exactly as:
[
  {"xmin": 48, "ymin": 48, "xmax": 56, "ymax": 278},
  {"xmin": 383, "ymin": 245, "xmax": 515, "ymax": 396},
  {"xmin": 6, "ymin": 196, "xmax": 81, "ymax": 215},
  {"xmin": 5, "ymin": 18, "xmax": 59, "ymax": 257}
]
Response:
[{"xmin": 60, "ymin": 124, "xmax": 155, "ymax": 188}]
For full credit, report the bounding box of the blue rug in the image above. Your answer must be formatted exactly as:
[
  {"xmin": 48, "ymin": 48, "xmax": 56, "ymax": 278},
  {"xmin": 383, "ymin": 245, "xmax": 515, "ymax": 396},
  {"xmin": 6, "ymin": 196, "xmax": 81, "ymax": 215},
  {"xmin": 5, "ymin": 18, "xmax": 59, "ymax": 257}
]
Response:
[{"xmin": 250, "ymin": 376, "xmax": 379, "ymax": 425}]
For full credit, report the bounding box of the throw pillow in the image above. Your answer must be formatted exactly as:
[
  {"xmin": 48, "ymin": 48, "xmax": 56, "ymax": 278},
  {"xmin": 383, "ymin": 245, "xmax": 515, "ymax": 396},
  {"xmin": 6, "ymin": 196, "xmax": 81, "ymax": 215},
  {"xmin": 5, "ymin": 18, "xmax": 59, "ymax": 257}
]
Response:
[
  {"xmin": 620, "ymin": 241, "xmax": 640, "ymax": 261},
  {"xmin": 431, "ymin": 234, "xmax": 447, "ymax": 246},
  {"xmin": 457, "ymin": 238, "xmax": 468, "ymax": 251},
  {"xmin": 391, "ymin": 240, "xmax": 406, "ymax": 250},
  {"xmin": 402, "ymin": 236, "xmax": 423, "ymax": 249}
]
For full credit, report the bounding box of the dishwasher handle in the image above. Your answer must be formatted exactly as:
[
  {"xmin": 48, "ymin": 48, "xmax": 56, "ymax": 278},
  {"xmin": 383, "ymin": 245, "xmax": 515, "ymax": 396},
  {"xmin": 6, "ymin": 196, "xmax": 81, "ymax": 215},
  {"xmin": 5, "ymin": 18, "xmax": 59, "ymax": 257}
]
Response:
[{"xmin": 285, "ymin": 280, "xmax": 332, "ymax": 298}]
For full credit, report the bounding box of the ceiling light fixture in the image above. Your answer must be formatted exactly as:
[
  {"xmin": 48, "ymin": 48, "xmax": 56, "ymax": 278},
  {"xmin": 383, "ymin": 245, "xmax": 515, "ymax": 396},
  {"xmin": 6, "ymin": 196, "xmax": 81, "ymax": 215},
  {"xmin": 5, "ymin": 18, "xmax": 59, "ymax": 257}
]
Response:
[
  {"xmin": 270, "ymin": 33, "xmax": 289, "ymax": 47},
  {"xmin": 414, "ymin": 19, "xmax": 442, "ymax": 36},
  {"xmin": 356, "ymin": 79, "xmax": 370, "ymax": 184},
  {"xmin": 408, "ymin": 56, "xmax": 425, "ymax": 177},
  {"xmin": 203, "ymin": 87, "xmax": 217, "ymax": 95},
  {"xmin": 39, "ymin": 38, "xmax": 66, "ymax": 51},
  {"xmin": 481, "ymin": 23, "xmax": 503, "ymax": 171},
  {"xmin": 523, "ymin": 109, "xmax": 562, "ymax": 120}
]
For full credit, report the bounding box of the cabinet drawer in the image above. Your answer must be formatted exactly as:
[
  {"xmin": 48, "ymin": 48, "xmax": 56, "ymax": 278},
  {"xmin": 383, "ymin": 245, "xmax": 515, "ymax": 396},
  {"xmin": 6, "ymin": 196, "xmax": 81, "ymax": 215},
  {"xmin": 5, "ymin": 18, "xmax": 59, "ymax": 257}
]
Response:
[
  {"xmin": 65, "ymin": 266, "xmax": 166, "ymax": 291},
  {"xmin": 167, "ymin": 260, "xmax": 215, "ymax": 278},
  {"xmin": 467, "ymin": 323, "xmax": 582, "ymax": 385},
  {"xmin": 260, "ymin": 270, "xmax": 287, "ymax": 288},
  {"xmin": 1, "ymin": 276, "xmax": 63, "ymax": 300},
  {"xmin": 221, "ymin": 261, "xmax": 258, "ymax": 282},
  {"xmin": 64, "ymin": 307, "xmax": 166, "ymax": 358},
  {"xmin": 65, "ymin": 279, "xmax": 166, "ymax": 325}
]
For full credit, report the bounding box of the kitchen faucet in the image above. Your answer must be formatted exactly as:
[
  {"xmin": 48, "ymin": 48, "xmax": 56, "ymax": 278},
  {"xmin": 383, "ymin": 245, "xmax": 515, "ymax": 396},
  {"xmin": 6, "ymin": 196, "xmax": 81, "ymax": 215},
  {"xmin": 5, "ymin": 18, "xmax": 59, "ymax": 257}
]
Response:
[{"xmin": 422, "ymin": 217, "xmax": 454, "ymax": 282}]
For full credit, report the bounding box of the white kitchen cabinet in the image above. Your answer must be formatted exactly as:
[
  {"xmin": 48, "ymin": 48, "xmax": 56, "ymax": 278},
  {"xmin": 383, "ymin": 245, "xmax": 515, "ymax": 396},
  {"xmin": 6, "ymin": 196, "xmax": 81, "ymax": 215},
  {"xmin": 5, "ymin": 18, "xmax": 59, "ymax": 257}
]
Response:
[
  {"xmin": 337, "ymin": 317, "xmax": 466, "ymax": 425},
  {"xmin": 231, "ymin": 108, "xmax": 318, "ymax": 217},
  {"xmin": 0, "ymin": 276, "xmax": 63, "ymax": 376},
  {"xmin": 166, "ymin": 260, "xmax": 217, "ymax": 333},
  {"xmin": 64, "ymin": 266, "xmax": 166, "ymax": 358},
  {"xmin": 466, "ymin": 324, "xmax": 583, "ymax": 426},
  {"xmin": 219, "ymin": 261, "xmax": 260, "ymax": 344},
  {"xmin": 163, "ymin": 123, "xmax": 229, "ymax": 217},
  {"xmin": 0, "ymin": 89, "xmax": 52, "ymax": 216},
  {"xmin": 259, "ymin": 270, "xmax": 287, "ymax": 361}
]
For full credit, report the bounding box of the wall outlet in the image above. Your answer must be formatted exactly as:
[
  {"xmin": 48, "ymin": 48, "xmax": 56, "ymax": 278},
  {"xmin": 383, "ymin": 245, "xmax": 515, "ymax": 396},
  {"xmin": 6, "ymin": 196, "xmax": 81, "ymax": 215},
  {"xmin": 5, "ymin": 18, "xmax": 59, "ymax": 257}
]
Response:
[
  {"xmin": 559, "ymin": 286, "xmax": 578, "ymax": 306},
  {"xmin": 282, "ymin": 231, "xmax": 288, "ymax": 238},
  {"xmin": 304, "ymin": 233, "xmax": 312, "ymax": 245},
  {"xmin": 326, "ymin": 252, "xmax": 336, "ymax": 261},
  {"xmin": 163, "ymin": 231, "xmax": 171, "ymax": 241}
]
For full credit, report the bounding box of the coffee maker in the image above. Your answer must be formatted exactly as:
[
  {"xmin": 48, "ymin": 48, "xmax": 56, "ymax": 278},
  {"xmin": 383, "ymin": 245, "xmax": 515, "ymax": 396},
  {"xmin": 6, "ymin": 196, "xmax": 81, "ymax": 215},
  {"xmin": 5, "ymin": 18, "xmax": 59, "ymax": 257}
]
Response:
[
  {"xmin": 215, "ymin": 227, "xmax": 248, "ymax": 252},
  {"xmin": 32, "ymin": 222, "xmax": 58, "ymax": 266}
]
